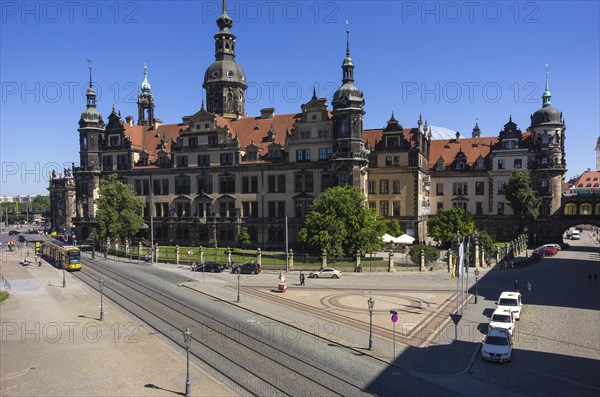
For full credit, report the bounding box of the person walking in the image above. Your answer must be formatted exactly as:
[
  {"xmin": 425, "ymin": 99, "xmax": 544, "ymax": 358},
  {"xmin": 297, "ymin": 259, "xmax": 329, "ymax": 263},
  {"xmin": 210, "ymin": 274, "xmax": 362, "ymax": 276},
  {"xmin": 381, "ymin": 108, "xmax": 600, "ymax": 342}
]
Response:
[
  {"xmin": 527, "ymin": 281, "xmax": 532, "ymax": 298},
  {"xmin": 300, "ymin": 272, "xmax": 305, "ymax": 286}
]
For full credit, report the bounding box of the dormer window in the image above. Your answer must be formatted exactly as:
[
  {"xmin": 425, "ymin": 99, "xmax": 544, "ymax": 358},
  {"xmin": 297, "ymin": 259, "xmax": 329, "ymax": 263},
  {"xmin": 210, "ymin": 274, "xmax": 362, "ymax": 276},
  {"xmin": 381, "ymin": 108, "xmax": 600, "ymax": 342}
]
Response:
[
  {"xmin": 109, "ymin": 136, "xmax": 119, "ymax": 146},
  {"xmin": 475, "ymin": 157, "xmax": 485, "ymax": 170},
  {"xmin": 456, "ymin": 162, "xmax": 465, "ymax": 171},
  {"xmin": 436, "ymin": 159, "xmax": 445, "ymax": 171},
  {"xmin": 541, "ymin": 157, "xmax": 548, "ymax": 167}
]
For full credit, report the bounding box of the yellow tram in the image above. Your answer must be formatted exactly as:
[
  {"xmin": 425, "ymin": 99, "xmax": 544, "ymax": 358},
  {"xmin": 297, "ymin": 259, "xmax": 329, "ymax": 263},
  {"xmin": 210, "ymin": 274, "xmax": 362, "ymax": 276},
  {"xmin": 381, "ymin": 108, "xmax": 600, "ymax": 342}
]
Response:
[{"xmin": 41, "ymin": 239, "xmax": 82, "ymax": 271}]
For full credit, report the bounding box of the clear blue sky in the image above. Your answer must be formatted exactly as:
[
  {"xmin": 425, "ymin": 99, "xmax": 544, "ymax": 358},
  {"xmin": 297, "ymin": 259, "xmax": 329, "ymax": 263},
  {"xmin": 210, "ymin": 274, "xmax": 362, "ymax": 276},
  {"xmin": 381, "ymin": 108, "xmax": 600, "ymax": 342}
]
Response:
[{"xmin": 1, "ymin": 0, "xmax": 598, "ymax": 196}]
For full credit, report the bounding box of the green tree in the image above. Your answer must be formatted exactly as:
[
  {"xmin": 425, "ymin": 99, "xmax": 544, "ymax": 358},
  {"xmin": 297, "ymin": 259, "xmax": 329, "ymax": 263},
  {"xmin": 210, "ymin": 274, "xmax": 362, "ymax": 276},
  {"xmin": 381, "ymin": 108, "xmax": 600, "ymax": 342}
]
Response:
[
  {"xmin": 239, "ymin": 227, "xmax": 251, "ymax": 248},
  {"xmin": 477, "ymin": 230, "xmax": 498, "ymax": 258},
  {"xmin": 298, "ymin": 186, "xmax": 386, "ymax": 256},
  {"xmin": 385, "ymin": 219, "xmax": 403, "ymax": 237},
  {"xmin": 31, "ymin": 195, "xmax": 51, "ymax": 212},
  {"xmin": 95, "ymin": 174, "xmax": 145, "ymax": 241},
  {"xmin": 427, "ymin": 207, "xmax": 475, "ymax": 248},
  {"xmin": 408, "ymin": 244, "xmax": 440, "ymax": 265},
  {"xmin": 504, "ymin": 169, "xmax": 541, "ymax": 232}
]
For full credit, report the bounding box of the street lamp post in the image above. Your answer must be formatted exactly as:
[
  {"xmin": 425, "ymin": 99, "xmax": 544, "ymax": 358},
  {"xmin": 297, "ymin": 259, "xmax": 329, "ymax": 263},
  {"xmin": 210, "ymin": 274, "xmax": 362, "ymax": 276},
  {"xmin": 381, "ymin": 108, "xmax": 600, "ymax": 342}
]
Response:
[
  {"xmin": 99, "ymin": 277, "xmax": 105, "ymax": 321},
  {"xmin": 183, "ymin": 328, "xmax": 192, "ymax": 397},
  {"xmin": 474, "ymin": 269, "xmax": 480, "ymax": 304},
  {"xmin": 454, "ymin": 233, "xmax": 462, "ymax": 314},
  {"xmin": 367, "ymin": 296, "xmax": 375, "ymax": 350},
  {"xmin": 236, "ymin": 267, "xmax": 241, "ymax": 303}
]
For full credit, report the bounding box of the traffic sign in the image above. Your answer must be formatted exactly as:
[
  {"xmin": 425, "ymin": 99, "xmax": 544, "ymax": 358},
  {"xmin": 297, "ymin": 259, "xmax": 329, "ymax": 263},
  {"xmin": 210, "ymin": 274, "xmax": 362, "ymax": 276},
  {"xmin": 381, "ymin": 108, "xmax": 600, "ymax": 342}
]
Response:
[{"xmin": 390, "ymin": 310, "xmax": 398, "ymax": 323}]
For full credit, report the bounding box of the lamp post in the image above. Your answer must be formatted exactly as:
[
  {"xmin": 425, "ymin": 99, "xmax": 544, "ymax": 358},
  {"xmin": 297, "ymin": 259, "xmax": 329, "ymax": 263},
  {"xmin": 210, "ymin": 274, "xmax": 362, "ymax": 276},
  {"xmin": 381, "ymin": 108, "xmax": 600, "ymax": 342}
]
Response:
[
  {"xmin": 183, "ymin": 328, "xmax": 192, "ymax": 397},
  {"xmin": 454, "ymin": 232, "xmax": 462, "ymax": 314},
  {"xmin": 99, "ymin": 277, "xmax": 105, "ymax": 321},
  {"xmin": 214, "ymin": 243, "xmax": 218, "ymax": 263},
  {"xmin": 474, "ymin": 268, "xmax": 480, "ymax": 304},
  {"xmin": 367, "ymin": 296, "xmax": 375, "ymax": 350},
  {"xmin": 236, "ymin": 267, "xmax": 241, "ymax": 303}
]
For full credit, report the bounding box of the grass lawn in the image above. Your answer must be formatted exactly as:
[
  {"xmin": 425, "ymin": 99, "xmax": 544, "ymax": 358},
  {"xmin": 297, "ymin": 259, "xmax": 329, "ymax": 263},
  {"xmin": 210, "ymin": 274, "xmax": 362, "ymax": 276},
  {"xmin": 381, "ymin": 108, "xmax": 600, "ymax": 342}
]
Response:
[{"xmin": 0, "ymin": 291, "xmax": 9, "ymax": 304}]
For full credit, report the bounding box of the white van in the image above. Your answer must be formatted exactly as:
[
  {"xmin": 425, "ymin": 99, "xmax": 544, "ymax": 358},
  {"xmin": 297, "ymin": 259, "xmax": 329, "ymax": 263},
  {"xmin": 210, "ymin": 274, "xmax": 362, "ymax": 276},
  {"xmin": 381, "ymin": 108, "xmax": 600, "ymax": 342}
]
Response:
[{"xmin": 571, "ymin": 230, "xmax": 581, "ymax": 240}]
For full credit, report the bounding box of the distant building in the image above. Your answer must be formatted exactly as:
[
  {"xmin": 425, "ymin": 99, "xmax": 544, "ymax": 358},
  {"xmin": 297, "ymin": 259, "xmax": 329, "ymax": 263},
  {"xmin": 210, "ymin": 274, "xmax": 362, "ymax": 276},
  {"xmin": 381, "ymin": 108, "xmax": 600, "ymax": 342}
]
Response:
[{"xmin": 54, "ymin": 1, "xmax": 567, "ymax": 247}]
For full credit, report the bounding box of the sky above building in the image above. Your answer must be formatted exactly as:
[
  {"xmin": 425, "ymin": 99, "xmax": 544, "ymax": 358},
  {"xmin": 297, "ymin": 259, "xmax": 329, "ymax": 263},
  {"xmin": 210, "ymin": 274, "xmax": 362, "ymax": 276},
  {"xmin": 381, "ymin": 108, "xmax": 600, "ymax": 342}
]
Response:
[{"xmin": 1, "ymin": 0, "xmax": 598, "ymax": 195}]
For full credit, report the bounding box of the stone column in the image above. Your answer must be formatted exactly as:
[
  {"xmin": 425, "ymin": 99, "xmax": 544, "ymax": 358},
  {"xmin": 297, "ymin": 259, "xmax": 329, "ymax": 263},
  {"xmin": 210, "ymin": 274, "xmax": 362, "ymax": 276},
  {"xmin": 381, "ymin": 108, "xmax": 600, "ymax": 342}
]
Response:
[
  {"xmin": 138, "ymin": 242, "xmax": 142, "ymax": 261},
  {"xmin": 388, "ymin": 252, "xmax": 395, "ymax": 272},
  {"xmin": 447, "ymin": 249, "xmax": 453, "ymax": 273},
  {"xmin": 125, "ymin": 239, "xmax": 130, "ymax": 260},
  {"xmin": 355, "ymin": 250, "xmax": 361, "ymax": 272},
  {"xmin": 175, "ymin": 245, "xmax": 180, "ymax": 265},
  {"xmin": 106, "ymin": 237, "xmax": 110, "ymax": 258},
  {"xmin": 321, "ymin": 250, "xmax": 327, "ymax": 269},
  {"xmin": 199, "ymin": 246, "xmax": 204, "ymax": 264},
  {"xmin": 155, "ymin": 243, "xmax": 159, "ymax": 262},
  {"xmin": 256, "ymin": 248, "xmax": 262, "ymax": 266},
  {"xmin": 288, "ymin": 249, "xmax": 294, "ymax": 271},
  {"xmin": 419, "ymin": 249, "xmax": 425, "ymax": 271}
]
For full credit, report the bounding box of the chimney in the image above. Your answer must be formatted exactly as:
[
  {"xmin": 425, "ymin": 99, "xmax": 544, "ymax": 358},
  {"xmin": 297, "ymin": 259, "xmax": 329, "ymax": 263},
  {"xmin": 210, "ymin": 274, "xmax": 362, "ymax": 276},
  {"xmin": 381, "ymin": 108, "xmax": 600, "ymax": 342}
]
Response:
[
  {"xmin": 260, "ymin": 108, "xmax": 275, "ymax": 119},
  {"xmin": 455, "ymin": 131, "xmax": 461, "ymax": 143},
  {"xmin": 125, "ymin": 116, "xmax": 134, "ymax": 126}
]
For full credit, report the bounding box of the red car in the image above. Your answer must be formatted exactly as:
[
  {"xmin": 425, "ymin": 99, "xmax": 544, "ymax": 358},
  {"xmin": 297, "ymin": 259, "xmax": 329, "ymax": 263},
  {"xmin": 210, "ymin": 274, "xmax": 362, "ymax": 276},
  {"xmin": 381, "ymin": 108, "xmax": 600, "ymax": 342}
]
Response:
[{"xmin": 533, "ymin": 247, "xmax": 557, "ymax": 256}]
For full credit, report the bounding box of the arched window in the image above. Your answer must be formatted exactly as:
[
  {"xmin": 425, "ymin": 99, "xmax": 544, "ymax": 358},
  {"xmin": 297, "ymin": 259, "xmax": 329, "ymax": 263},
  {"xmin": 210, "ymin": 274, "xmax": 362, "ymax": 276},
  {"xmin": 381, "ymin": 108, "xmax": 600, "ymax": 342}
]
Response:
[
  {"xmin": 563, "ymin": 203, "xmax": 576, "ymax": 215},
  {"xmin": 580, "ymin": 203, "xmax": 592, "ymax": 215},
  {"xmin": 595, "ymin": 203, "xmax": 600, "ymax": 216}
]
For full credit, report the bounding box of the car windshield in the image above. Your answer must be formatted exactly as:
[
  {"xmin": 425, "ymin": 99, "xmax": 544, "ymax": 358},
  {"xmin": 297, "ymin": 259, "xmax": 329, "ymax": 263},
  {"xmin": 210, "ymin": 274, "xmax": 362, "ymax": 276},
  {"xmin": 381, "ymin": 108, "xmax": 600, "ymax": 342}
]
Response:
[
  {"xmin": 485, "ymin": 336, "xmax": 509, "ymax": 346},
  {"xmin": 492, "ymin": 314, "xmax": 512, "ymax": 323},
  {"xmin": 499, "ymin": 298, "xmax": 518, "ymax": 306}
]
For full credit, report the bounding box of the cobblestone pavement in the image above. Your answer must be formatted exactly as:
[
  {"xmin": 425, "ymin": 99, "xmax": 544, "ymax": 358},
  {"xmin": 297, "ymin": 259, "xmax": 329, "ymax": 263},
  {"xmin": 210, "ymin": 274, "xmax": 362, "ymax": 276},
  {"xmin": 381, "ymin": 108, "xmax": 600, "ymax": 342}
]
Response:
[{"xmin": 469, "ymin": 234, "xmax": 600, "ymax": 396}]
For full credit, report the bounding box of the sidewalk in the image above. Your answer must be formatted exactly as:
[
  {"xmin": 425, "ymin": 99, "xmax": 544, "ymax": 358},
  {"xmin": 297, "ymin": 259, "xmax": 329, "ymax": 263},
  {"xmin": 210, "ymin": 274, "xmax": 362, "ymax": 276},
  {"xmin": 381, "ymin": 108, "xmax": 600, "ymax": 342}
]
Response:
[{"xmin": 0, "ymin": 253, "xmax": 237, "ymax": 396}]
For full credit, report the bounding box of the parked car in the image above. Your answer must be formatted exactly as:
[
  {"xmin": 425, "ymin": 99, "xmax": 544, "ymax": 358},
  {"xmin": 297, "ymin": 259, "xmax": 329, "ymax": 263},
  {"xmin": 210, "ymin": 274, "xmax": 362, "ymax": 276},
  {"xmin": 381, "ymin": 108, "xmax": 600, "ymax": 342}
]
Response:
[
  {"xmin": 571, "ymin": 230, "xmax": 581, "ymax": 240},
  {"xmin": 533, "ymin": 246, "xmax": 557, "ymax": 257},
  {"xmin": 496, "ymin": 291, "xmax": 522, "ymax": 320},
  {"xmin": 559, "ymin": 242, "xmax": 571, "ymax": 250},
  {"xmin": 481, "ymin": 327, "xmax": 513, "ymax": 362},
  {"xmin": 8, "ymin": 230, "xmax": 18, "ymax": 236},
  {"xmin": 489, "ymin": 308, "xmax": 516, "ymax": 335},
  {"xmin": 231, "ymin": 262, "xmax": 261, "ymax": 274},
  {"xmin": 541, "ymin": 243, "xmax": 561, "ymax": 251},
  {"xmin": 194, "ymin": 262, "xmax": 225, "ymax": 273},
  {"xmin": 309, "ymin": 268, "xmax": 342, "ymax": 279}
]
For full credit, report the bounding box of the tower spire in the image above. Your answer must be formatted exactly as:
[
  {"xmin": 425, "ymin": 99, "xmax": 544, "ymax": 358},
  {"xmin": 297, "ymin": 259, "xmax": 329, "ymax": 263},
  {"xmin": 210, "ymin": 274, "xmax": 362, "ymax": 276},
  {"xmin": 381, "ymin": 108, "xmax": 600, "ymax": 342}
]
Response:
[
  {"xmin": 542, "ymin": 64, "xmax": 552, "ymax": 107},
  {"xmin": 141, "ymin": 63, "xmax": 151, "ymax": 93}
]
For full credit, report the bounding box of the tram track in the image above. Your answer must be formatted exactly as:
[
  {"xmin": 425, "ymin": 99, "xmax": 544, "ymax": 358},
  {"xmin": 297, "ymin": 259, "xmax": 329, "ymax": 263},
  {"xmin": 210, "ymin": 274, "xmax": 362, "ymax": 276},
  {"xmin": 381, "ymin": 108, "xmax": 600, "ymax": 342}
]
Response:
[{"xmin": 75, "ymin": 259, "xmax": 376, "ymax": 397}]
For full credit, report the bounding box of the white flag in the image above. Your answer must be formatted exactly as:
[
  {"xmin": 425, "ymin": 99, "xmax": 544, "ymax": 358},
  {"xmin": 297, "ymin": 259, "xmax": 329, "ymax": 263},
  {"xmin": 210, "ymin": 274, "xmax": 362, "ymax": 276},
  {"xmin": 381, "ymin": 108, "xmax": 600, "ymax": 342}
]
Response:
[{"xmin": 458, "ymin": 241, "xmax": 464, "ymax": 276}]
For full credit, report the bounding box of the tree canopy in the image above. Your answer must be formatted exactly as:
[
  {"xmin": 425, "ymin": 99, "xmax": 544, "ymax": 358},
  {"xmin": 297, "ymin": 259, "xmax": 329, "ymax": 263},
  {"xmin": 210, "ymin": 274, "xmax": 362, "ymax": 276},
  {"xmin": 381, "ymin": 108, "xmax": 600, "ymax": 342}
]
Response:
[
  {"xmin": 427, "ymin": 207, "xmax": 475, "ymax": 248},
  {"xmin": 31, "ymin": 195, "xmax": 51, "ymax": 212},
  {"xmin": 298, "ymin": 186, "xmax": 387, "ymax": 256},
  {"xmin": 503, "ymin": 169, "xmax": 541, "ymax": 232},
  {"xmin": 95, "ymin": 174, "xmax": 145, "ymax": 241}
]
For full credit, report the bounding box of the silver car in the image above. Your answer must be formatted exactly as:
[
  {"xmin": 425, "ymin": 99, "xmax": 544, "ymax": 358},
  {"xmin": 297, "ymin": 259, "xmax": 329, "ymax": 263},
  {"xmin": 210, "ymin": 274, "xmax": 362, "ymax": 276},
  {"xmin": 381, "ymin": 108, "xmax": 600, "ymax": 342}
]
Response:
[{"xmin": 309, "ymin": 268, "xmax": 341, "ymax": 279}]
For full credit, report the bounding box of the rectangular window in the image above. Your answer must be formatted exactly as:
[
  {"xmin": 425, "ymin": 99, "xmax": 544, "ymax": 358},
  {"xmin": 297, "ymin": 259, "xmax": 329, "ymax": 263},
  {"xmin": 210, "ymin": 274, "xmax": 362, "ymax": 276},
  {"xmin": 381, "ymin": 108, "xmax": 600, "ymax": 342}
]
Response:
[
  {"xmin": 176, "ymin": 156, "xmax": 188, "ymax": 168},
  {"xmin": 392, "ymin": 180, "xmax": 401, "ymax": 194},
  {"xmin": 393, "ymin": 201, "xmax": 401, "ymax": 216},
  {"xmin": 175, "ymin": 177, "xmax": 191, "ymax": 195},
  {"xmin": 498, "ymin": 159, "xmax": 505, "ymax": 170},
  {"xmin": 109, "ymin": 136, "xmax": 119, "ymax": 146},
  {"xmin": 321, "ymin": 174, "xmax": 331, "ymax": 192},
  {"xmin": 117, "ymin": 154, "xmax": 129, "ymax": 170},
  {"xmin": 379, "ymin": 201, "xmax": 389, "ymax": 216},
  {"xmin": 268, "ymin": 201, "xmax": 285, "ymax": 218},
  {"xmin": 368, "ymin": 201, "xmax": 376, "ymax": 209},
  {"xmin": 242, "ymin": 176, "xmax": 250, "ymax": 193},
  {"xmin": 380, "ymin": 179, "xmax": 389, "ymax": 194},
  {"xmin": 189, "ymin": 137, "xmax": 198, "ymax": 148},
  {"xmin": 452, "ymin": 182, "xmax": 468, "ymax": 196},
  {"xmin": 198, "ymin": 154, "xmax": 210, "ymax": 166},
  {"xmin": 437, "ymin": 202, "xmax": 444, "ymax": 212},
  {"xmin": 319, "ymin": 148, "xmax": 333, "ymax": 160},
  {"xmin": 153, "ymin": 179, "xmax": 168, "ymax": 195},
  {"xmin": 368, "ymin": 181, "xmax": 376, "ymax": 195},
  {"xmin": 476, "ymin": 202, "xmax": 483, "ymax": 215},
  {"xmin": 153, "ymin": 179, "xmax": 161, "ymax": 195},
  {"xmin": 296, "ymin": 149, "xmax": 311, "ymax": 162},
  {"xmin": 242, "ymin": 201, "xmax": 259, "ymax": 218},
  {"xmin": 385, "ymin": 156, "xmax": 394, "ymax": 166},
  {"xmin": 219, "ymin": 175, "xmax": 235, "ymax": 193},
  {"xmin": 176, "ymin": 202, "xmax": 190, "ymax": 217},
  {"xmin": 475, "ymin": 181, "xmax": 484, "ymax": 195},
  {"xmin": 498, "ymin": 181, "xmax": 506, "ymax": 195},
  {"xmin": 197, "ymin": 175, "xmax": 212, "ymax": 194},
  {"xmin": 338, "ymin": 174, "xmax": 350, "ymax": 186},
  {"xmin": 436, "ymin": 183, "xmax": 444, "ymax": 196},
  {"xmin": 514, "ymin": 159, "xmax": 522, "ymax": 169},
  {"xmin": 498, "ymin": 202, "xmax": 505, "ymax": 215},
  {"xmin": 102, "ymin": 155, "xmax": 113, "ymax": 171},
  {"xmin": 295, "ymin": 201, "xmax": 311, "ymax": 217},
  {"xmin": 220, "ymin": 153, "xmax": 234, "ymax": 166},
  {"xmin": 208, "ymin": 134, "xmax": 218, "ymax": 146},
  {"xmin": 453, "ymin": 202, "xmax": 467, "ymax": 211}
]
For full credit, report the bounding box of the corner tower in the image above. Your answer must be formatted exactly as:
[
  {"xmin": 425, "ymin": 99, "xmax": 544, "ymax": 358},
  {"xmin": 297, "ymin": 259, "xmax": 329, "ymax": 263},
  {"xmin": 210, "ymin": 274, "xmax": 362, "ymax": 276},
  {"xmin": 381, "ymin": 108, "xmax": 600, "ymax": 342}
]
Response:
[
  {"xmin": 203, "ymin": 0, "xmax": 247, "ymax": 119},
  {"xmin": 330, "ymin": 28, "xmax": 368, "ymax": 187},
  {"xmin": 528, "ymin": 65, "xmax": 566, "ymax": 216}
]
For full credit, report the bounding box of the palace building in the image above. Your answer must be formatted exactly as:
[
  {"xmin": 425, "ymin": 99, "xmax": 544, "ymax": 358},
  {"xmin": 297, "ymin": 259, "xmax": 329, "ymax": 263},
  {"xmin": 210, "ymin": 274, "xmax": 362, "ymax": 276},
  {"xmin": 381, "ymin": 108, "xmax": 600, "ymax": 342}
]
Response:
[{"xmin": 50, "ymin": 1, "xmax": 566, "ymax": 248}]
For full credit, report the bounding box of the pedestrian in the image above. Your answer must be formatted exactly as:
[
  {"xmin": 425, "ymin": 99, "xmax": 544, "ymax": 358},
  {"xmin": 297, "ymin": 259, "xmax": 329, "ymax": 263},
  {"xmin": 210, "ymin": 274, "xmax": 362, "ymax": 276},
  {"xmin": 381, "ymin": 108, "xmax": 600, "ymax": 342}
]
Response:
[
  {"xmin": 38, "ymin": 259, "xmax": 42, "ymax": 267},
  {"xmin": 527, "ymin": 281, "xmax": 532, "ymax": 298},
  {"xmin": 300, "ymin": 272, "xmax": 305, "ymax": 286},
  {"xmin": 514, "ymin": 277, "xmax": 519, "ymax": 291}
]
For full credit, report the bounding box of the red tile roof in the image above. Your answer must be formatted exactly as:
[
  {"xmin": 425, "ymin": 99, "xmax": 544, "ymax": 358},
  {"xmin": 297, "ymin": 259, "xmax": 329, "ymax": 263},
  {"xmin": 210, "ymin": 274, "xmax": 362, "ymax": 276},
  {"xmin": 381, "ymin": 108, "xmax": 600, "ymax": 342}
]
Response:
[
  {"xmin": 572, "ymin": 170, "xmax": 600, "ymax": 188},
  {"xmin": 429, "ymin": 136, "xmax": 497, "ymax": 169}
]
